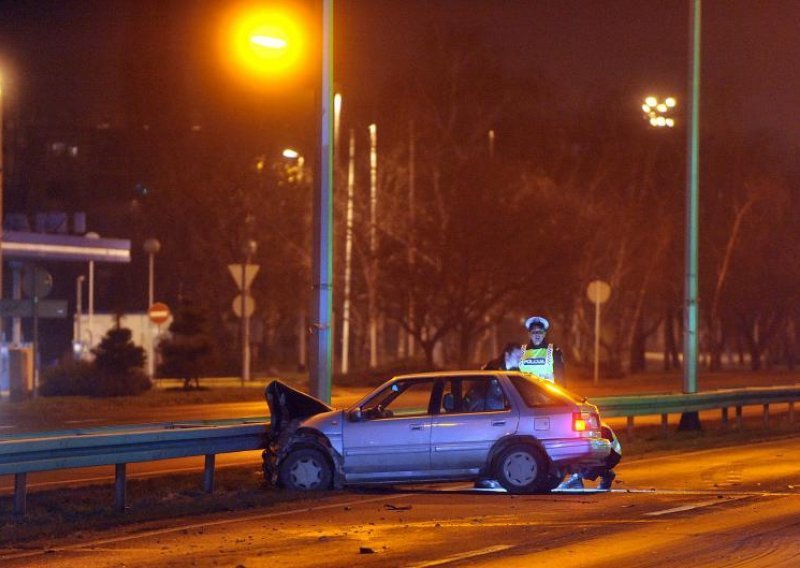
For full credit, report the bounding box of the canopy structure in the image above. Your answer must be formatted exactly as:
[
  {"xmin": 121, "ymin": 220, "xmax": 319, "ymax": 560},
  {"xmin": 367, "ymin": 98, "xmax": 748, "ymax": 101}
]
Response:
[{"xmin": 1, "ymin": 231, "xmax": 130, "ymax": 263}]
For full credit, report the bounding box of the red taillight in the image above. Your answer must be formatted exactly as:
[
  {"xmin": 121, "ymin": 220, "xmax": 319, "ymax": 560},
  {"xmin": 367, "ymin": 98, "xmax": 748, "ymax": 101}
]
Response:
[{"xmin": 574, "ymin": 411, "xmax": 600, "ymax": 432}]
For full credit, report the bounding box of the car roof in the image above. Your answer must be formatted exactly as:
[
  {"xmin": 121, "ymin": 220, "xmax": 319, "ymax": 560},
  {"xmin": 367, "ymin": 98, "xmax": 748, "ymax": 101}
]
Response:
[{"xmin": 391, "ymin": 370, "xmax": 510, "ymax": 380}]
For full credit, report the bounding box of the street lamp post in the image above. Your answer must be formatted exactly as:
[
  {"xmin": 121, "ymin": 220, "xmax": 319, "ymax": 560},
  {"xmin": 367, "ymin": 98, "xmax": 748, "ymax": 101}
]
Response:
[
  {"xmin": 143, "ymin": 238, "xmax": 161, "ymax": 378},
  {"xmin": 680, "ymin": 0, "xmax": 702, "ymax": 431},
  {"xmin": 309, "ymin": 0, "xmax": 334, "ymax": 403}
]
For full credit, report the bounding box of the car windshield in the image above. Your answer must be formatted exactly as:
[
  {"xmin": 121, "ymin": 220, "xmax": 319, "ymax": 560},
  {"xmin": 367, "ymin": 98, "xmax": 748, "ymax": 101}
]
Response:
[{"xmin": 508, "ymin": 374, "xmax": 581, "ymax": 407}]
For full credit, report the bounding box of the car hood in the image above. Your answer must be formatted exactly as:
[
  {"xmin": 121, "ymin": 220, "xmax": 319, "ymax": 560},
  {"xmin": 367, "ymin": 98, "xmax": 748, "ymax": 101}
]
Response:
[{"xmin": 265, "ymin": 380, "xmax": 334, "ymax": 439}]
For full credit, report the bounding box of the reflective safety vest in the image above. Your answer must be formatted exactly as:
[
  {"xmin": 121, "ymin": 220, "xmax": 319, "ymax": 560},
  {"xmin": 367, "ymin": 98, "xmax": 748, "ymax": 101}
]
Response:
[{"xmin": 519, "ymin": 344, "xmax": 555, "ymax": 382}]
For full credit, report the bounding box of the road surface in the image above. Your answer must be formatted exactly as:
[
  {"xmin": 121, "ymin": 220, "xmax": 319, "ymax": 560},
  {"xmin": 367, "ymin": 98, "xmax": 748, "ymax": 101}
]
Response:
[{"xmin": 3, "ymin": 435, "xmax": 799, "ymax": 567}]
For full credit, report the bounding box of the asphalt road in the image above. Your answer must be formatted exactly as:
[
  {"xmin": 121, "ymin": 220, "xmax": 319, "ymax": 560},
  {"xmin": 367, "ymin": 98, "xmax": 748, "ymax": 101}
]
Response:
[{"xmin": 3, "ymin": 436, "xmax": 800, "ymax": 567}]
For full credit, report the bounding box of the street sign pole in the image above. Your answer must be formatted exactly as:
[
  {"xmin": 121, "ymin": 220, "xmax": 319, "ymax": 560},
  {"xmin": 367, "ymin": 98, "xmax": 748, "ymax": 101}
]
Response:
[{"xmin": 587, "ymin": 280, "xmax": 611, "ymax": 386}]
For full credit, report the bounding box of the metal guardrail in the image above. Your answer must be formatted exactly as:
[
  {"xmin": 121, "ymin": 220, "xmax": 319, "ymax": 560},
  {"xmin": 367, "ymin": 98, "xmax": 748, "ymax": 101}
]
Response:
[
  {"xmin": 592, "ymin": 384, "xmax": 800, "ymax": 437},
  {"xmin": 2, "ymin": 385, "xmax": 799, "ymax": 518},
  {"xmin": 0, "ymin": 418, "xmax": 269, "ymax": 517}
]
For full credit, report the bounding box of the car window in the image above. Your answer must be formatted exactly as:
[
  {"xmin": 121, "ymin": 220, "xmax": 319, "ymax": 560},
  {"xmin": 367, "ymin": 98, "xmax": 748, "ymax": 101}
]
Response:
[
  {"xmin": 361, "ymin": 379, "xmax": 436, "ymax": 419},
  {"xmin": 441, "ymin": 377, "xmax": 509, "ymax": 413},
  {"xmin": 509, "ymin": 375, "xmax": 576, "ymax": 407}
]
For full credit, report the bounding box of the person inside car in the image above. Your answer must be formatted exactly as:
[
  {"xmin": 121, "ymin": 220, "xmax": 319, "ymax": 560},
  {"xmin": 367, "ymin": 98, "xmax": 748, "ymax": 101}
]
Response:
[{"xmin": 482, "ymin": 343, "xmax": 523, "ymax": 371}]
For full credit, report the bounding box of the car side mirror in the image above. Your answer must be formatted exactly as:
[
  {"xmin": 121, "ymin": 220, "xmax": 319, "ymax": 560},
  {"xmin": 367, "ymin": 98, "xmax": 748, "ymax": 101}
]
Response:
[{"xmin": 348, "ymin": 408, "xmax": 363, "ymax": 422}]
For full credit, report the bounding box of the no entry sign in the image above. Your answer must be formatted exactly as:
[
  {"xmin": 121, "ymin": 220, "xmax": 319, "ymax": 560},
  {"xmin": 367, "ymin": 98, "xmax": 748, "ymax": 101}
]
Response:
[{"xmin": 148, "ymin": 302, "xmax": 171, "ymax": 325}]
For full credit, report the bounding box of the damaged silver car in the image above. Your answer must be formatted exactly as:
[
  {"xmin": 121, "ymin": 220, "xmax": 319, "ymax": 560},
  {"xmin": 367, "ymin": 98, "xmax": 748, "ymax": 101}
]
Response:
[{"xmin": 263, "ymin": 371, "xmax": 611, "ymax": 494}]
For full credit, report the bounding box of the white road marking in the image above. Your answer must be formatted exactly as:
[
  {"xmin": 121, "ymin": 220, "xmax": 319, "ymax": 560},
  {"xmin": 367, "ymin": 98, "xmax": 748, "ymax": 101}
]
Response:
[
  {"xmin": 645, "ymin": 495, "xmax": 751, "ymax": 516},
  {"xmin": 409, "ymin": 544, "xmax": 514, "ymax": 567},
  {"xmin": 63, "ymin": 419, "xmax": 106, "ymax": 424}
]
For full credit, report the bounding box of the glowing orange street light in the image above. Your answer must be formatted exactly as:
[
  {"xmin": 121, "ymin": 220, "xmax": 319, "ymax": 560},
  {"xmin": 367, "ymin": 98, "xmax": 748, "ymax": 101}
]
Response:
[{"xmin": 222, "ymin": 5, "xmax": 304, "ymax": 80}]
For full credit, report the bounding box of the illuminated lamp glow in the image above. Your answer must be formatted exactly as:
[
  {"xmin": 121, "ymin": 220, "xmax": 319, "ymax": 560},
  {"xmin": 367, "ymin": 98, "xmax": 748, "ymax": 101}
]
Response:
[
  {"xmin": 282, "ymin": 148, "xmax": 300, "ymax": 159},
  {"xmin": 665, "ymin": 97, "xmax": 676, "ymax": 107},
  {"xmin": 649, "ymin": 117, "xmax": 659, "ymax": 127},
  {"xmin": 573, "ymin": 413, "xmax": 587, "ymax": 432},
  {"xmin": 641, "ymin": 104, "xmax": 651, "ymax": 113},
  {"xmin": 656, "ymin": 103, "xmax": 667, "ymax": 113},
  {"xmin": 666, "ymin": 118, "xmax": 675, "ymax": 128},
  {"xmin": 645, "ymin": 96, "xmax": 657, "ymax": 107},
  {"xmin": 656, "ymin": 116, "xmax": 666, "ymax": 127},
  {"xmin": 222, "ymin": 5, "xmax": 304, "ymax": 79},
  {"xmin": 251, "ymin": 35, "xmax": 287, "ymax": 49}
]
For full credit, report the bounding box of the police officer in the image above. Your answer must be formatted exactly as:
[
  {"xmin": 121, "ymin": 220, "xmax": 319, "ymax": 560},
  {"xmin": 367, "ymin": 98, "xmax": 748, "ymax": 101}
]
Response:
[{"xmin": 519, "ymin": 316, "xmax": 565, "ymax": 385}]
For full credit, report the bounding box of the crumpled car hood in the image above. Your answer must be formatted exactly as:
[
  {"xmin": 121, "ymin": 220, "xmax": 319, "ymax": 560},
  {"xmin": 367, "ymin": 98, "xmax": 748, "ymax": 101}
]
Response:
[{"xmin": 265, "ymin": 379, "xmax": 334, "ymax": 440}]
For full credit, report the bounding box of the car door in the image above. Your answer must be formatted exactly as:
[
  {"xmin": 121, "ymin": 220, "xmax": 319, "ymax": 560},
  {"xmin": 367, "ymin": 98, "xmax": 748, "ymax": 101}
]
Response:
[
  {"xmin": 341, "ymin": 378, "xmax": 437, "ymax": 480},
  {"xmin": 431, "ymin": 376, "xmax": 519, "ymax": 474}
]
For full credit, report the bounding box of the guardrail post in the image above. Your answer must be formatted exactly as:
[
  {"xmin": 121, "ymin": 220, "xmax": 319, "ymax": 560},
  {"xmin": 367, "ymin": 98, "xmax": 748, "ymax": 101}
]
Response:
[
  {"xmin": 661, "ymin": 414, "xmax": 669, "ymax": 438},
  {"xmin": 763, "ymin": 404, "xmax": 770, "ymax": 428},
  {"xmin": 204, "ymin": 454, "xmax": 216, "ymax": 493},
  {"xmin": 735, "ymin": 406, "xmax": 743, "ymax": 429},
  {"xmin": 14, "ymin": 473, "xmax": 27, "ymax": 518},
  {"xmin": 115, "ymin": 464, "xmax": 127, "ymax": 512},
  {"xmin": 790, "ymin": 402, "xmax": 795, "ymax": 424},
  {"xmin": 626, "ymin": 416, "xmax": 634, "ymax": 440},
  {"xmin": 721, "ymin": 407, "xmax": 728, "ymax": 429}
]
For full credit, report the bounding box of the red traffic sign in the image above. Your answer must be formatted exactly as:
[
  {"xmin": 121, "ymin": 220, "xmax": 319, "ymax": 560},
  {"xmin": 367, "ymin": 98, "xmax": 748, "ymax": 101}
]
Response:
[{"xmin": 148, "ymin": 302, "xmax": 171, "ymax": 324}]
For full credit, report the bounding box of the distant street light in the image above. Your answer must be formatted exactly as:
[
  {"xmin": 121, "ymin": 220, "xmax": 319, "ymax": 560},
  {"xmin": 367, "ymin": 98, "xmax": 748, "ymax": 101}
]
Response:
[{"xmin": 642, "ymin": 95, "xmax": 676, "ymax": 128}]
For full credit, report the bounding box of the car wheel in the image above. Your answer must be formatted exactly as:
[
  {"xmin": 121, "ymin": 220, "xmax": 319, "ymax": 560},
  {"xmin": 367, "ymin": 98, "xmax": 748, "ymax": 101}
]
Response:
[
  {"xmin": 493, "ymin": 444, "xmax": 549, "ymax": 494},
  {"xmin": 278, "ymin": 448, "xmax": 333, "ymax": 491}
]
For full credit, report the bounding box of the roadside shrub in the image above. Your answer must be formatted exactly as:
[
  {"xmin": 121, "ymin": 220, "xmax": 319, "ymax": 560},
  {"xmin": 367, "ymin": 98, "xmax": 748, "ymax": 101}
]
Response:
[
  {"xmin": 92, "ymin": 326, "xmax": 152, "ymax": 396},
  {"xmin": 39, "ymin": 359, "xmax": 96, "ymax": 396}
]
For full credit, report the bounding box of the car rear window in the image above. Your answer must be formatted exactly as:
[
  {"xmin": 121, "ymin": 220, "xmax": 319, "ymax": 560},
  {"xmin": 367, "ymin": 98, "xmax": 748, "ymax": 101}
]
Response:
[{"xmin": 509, "ymin": 375, "xmax": 580, "ymax": 407}]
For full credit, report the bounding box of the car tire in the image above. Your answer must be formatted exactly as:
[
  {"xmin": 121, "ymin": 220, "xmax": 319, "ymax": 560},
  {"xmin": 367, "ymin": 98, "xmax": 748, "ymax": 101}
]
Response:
[
  {"xmin": 493, "ymin": 443, "xmax": 549, "ymax": 494},
  {"xmin": 278, "ymin": 448, "xmax": 333, "ymax": 491}
]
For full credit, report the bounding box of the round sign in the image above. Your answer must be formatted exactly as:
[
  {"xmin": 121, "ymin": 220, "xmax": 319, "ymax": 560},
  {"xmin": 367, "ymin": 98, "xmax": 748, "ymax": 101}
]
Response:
[
  {"xmin": 22, "ymin": 266, "xmax": 53, "ymax": 298},
  {"xmin": 148, "ymin": 302, "xmax": 171, "ymax": 324},
  {"xmin": 232, "ymin": 294, "xmax": 255, "ymax": 318},
  {"xmin": 586, "ymin": 280, "xmax": 611, "ymax": 304}
]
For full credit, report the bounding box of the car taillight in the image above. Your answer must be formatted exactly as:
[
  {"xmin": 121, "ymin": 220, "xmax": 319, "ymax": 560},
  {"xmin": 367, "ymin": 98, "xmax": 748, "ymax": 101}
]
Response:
[{"xmin": 573, "ymin": 411, "xmax": 600, "ymax": 432}]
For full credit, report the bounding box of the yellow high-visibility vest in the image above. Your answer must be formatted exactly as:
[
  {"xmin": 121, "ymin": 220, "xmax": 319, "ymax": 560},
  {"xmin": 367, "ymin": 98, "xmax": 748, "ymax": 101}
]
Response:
[{"xmin": 519, "ymin": 344, "xmax": 554, "ymax": 382}]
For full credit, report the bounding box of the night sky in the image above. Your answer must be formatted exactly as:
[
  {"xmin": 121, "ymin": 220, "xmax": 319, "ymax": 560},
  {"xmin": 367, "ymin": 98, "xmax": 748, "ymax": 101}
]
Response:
[{"xmin": 1, "ymin": 0, "xmax": 799, "ymax": 143}]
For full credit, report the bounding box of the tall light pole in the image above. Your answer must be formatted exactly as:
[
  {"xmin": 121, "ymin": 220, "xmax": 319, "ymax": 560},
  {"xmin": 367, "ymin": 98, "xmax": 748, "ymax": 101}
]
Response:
[
  {"xmin": 236, "ymin": 3, "xmax": 332, "ymax": 401},
  {"xmin": 309, "ymin": 0, "xmax": 334, "ymax": 402},
  {"xmin": 143, "ymin": 238, "xmax": 161, "ymax": 378},
  {"xmin": 85, "ymin": 232, "xmax": 100, "ymax": 349},
  {"xmin": 680, "ymin": 0, "xmax": 702, "ymax": 430},
  {"xmin": 340, "ymin": 128, "xmax": 355, "ymax": 373}
]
